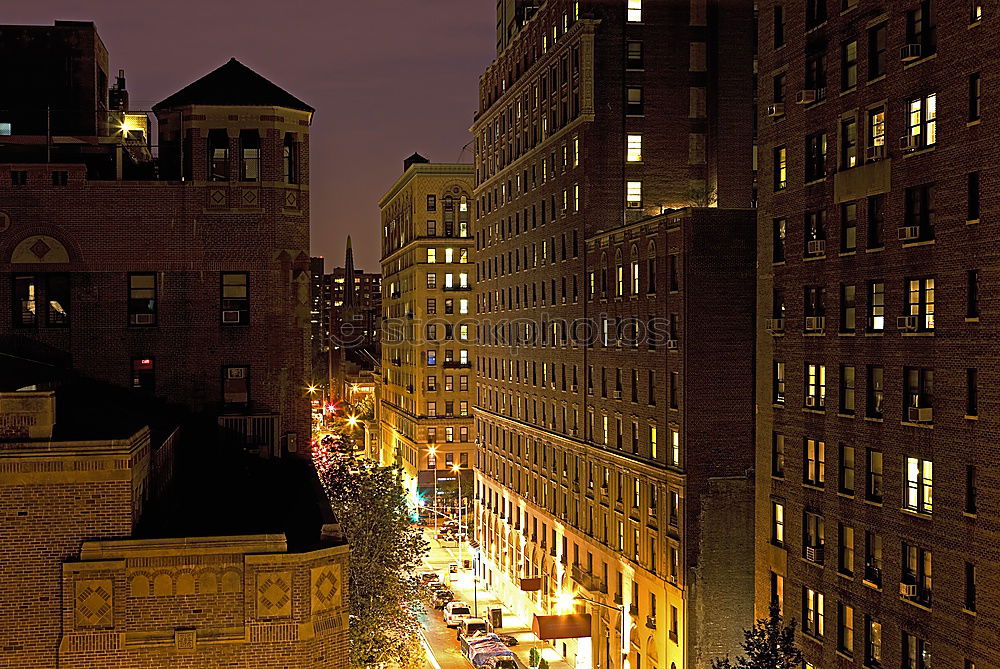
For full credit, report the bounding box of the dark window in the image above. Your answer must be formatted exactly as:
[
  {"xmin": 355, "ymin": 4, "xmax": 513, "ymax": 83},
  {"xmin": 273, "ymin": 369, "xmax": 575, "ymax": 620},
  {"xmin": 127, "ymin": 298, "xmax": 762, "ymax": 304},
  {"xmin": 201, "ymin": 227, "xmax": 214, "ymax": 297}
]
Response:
[
  {"xmin": 967, "ymin": 172, "xmax": 980, "ymax": 221},
  {"xmin": 841, "ymin": 118, "xmax": 858, "ymax": 169},
  {"xmin": 841, "ymin": 203, "xmax": 857, "ymax": 252},
  {"xmin": 903, "ymin": 184, "xmax": 934, "ymax": 240},
  {"xmin": 45, "ymin": 274, "xmax": 70, "ymax": 327},
  {"xmin": 805, "ymin": 133, "xmax": 827, "ymax": 182},
  {"xmin": 839, "ymin": 443, "xmax": 855, "ymax": 493},
  {"xmin": 966, "ymin": 465, "xmax": 978, "ymax": 514},
  {"xmin": 772, "ymin": 432, "xmax": 785, "ymax": 477},
  {"xmin": 221, "ymin": 272, "xmax": 249, "ymax": 325},
  {"xmin": 906, "ymin": 1, "xmax": 936, "ymax": 56},
  {"xmin": 10, "ymin": 170, "xmax": 27, "ymax": 186},
  {"xmin": 773, "ymin": 73, "xmax": 786, "ymax": 103},
  {"xmin": 805, "ymin": 53, "xmax": 827, "ymax": 98},
  {"xmin": 223, "ymin": 365, "xmax": 250, "ymax": 406},
  {"xmin": 867, "ymin": 194, "xmax": 885, "ymax": 248},
  {"xmin": 804, "ymin": 210, "xmax": 826, "ymax": 257},
  {"xmin": 967, "ymin": 269, "xmax": 979, "ymax": 318},
  {"xmin": 626, "ymin": 41, "xmax": 643, "ymax": 69},
  {"xmin": 128, "ymin": 273, "xmax": 157, "ymax": 326},
  {"xmin": 866, "ymin": 365, "xmax": 884, "ymax": 418},
  {"xmin": 773, "ymin": 218, "xmax": 786, "ymax": 262},
  {"xmin": 51, "ymin": 171, "xmax": 68, "ymax": 186},
  {"xmin": 966, "ymin": 368, "xmax": 978, "ymax": 416},
  {"xmin": 864, "ymin": 530, "xmax": 883, "ymax": 583},
  {"xmin": 12, "ymin": 274, "xmax": 36, "ymax": 326},
  {"xmin": 282, "ymin": 133, "xmax": 298, "ymax": 184},
  {"xmin": 239, "ymin": 130, "xmax": 260, "ymax": 181},
  {"xmin": 969, "ymin": 72, "xmax": 981, "ymax": 122},
  {"xmin": 626, "ymin": 87, "xmax": 644, "ymax": 115},
  {"xmin": 773, "ymin": 361, "xmax": 786, "ymax": 404},
  {"xmin": 806, "ymin": 0, "xmax": 827, "ymax": 29},
  {"xmin": 965, "ymin": 562, "xmax": 976, "ymax": 612},
  {"xmin": 840, "ymin": 364, "xmax": 856, "ymax": 413},
  {"xmin": 132, "ymin": 357, "xmax": 155, "ymax": 393},
  {"xmin": 901, "ymin": 543, "xmax": 933, "ymax": 607},
  {"xmin": 208, "ymin": 129, "xmax": 229, "ymax": 181},
  {"xmin": 842, "ymin": 40, "xmax": 858, "ymax": 89},
  {"xmin": 904, "ymin": 367, "xmax": 934, "ymax": 419},
  {"xmin": 866, "ymin": 449, "xmax": 883, "ymax": 503},
  {"xmin": 774, "ymin": 6, "xmax": 785, "ymax": 47},
  {"xmin": 868, "ymin": 23, "xmax": 887, "ymax": 79}
]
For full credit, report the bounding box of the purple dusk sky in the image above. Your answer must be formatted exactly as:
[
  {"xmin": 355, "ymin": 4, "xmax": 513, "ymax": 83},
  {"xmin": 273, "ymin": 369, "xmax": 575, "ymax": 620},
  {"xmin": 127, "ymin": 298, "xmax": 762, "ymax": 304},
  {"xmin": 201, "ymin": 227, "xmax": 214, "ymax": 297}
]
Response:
[{"xmin": 7, "ymin": 0, "xmax": 495, "ymax": 272}]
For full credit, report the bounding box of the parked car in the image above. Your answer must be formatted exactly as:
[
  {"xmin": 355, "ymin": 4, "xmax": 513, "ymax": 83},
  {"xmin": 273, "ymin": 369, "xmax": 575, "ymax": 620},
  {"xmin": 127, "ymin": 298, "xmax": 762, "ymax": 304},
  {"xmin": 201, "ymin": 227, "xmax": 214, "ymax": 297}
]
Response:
[
  {"xmin": 443, "ymin": 601, "xmax": 472, "ymax": 627},
  {"xmin": 432, "ymin": 589, "xmax": 455, "ymax": 609},
  {"xmin": 496, "ymin": 633, "xmax": 519, "ymax": 647},
  {"xmin": 456, "ymin": 616, "xmax": 490, "ymax": 640},
  {"xmin": 420, "ymin": 571, "xmax": 440, "ymax": 584}
]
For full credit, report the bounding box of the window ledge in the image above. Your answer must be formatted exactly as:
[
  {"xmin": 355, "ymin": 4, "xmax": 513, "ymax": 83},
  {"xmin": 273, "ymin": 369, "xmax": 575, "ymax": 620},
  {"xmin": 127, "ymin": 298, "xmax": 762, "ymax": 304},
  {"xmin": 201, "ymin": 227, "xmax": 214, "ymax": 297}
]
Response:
[
  {"xmin": 865, "ymin": 246, "xmax": 885, "ymax": 253},
  {"xmin": 902, "ymin": 146, "xmax": 936, "ymax": 160},
  {"xmin": 865, "ymin": 331, "xmax": 884, "ymax": 337},
  {"xmin": 903, "ymin": 52, "xmax": 938, "ymax": 70},
  {"xmin": 868, "ymin": 74, "xmax": 887, "ymax": 86},
  {"xmin": 804, "ymin": 177, "xmax": 827, "ymax": 187},
  {"xmin": 803, "ymin": 331, "xmax": 826, "ymax": 336},
  {"xmin": 862, "ymin": 498, "xmax": 883, "ymax": 508},
  {"xmin": 802, "ymin": 483, "xmax": 825, "ymax": 492},
  {"xmin": 965, "ymin": 317, "xmax": 980, "ymax": 323},
  {"xmin": 862, "ymin": 579, "xmax": 882, "ymax": 591},
  {"xmin": 963, "ymin": 608, "xmax": 977, "ymax": 617},
  {"xmin": 839, "ymin": 86, "xmax": 857, "ymax": 97},
  {"xmin": 838, "ymin": 332, "xmax": 856, "ymax": 337},
  {"xmin": 837, "ymin": 413, "xmax": 855, "ymax": 420},
  {"xmin": 900, "ymin": 597, "xmax": 932, "ymax": 613},
  {"xmin": 836, "ymin": 570, "xmax": 854, "ymax": 581},
  {"xmin": 901, "ymin": 239, "xmax": 935, "ymax": 248},
  {"xmin": 967, "ymin": 119, "xmax": 982, "ymax": 128},
  {"xmin": 901, "ymin": 331, "xmax": 935, "ymax": 337},
  {"xmin": 899, "ymin": 507, "xmax": 932, "ymax": 520},
  {"xmin": 900, "ymin": 420, "xmax": 933, "ymax": 429},
  {"xmin": 965, "ymin": 414, "xmax": 979, "ymax": 421},
  {"xmin": 803, "ymin": 254, "xmax": 826, "ymax": 262},
  {"xmin": 802, "ymin": 408, "xmax": 826, "ymax": 415},
  {"xmin": 839, "ymin": 251, "xmax": 857, "ymax": 257},
  {"xmin": 837, "ymin": 651, "xmax": 855, "ymax": 662},
  {"xmin": 969, "ymin": 20, "xmax": 982, "ymax": 28},
  {"xmin": 964, "ymin": 511, "xmax": 978, "ymax": 519},
  {"xmin": 837, "ymin": 491, "xmax": 856, "ymax": 499},
  {"xmin": 772, "ymin": 403, "xmax": 785, "ymax": 409}
]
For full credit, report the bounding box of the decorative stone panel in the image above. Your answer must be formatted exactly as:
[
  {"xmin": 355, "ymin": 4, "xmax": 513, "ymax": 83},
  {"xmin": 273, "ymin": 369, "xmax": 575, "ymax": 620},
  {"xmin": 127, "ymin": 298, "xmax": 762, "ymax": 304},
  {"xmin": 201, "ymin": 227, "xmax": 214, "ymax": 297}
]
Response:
[
  {"xmin": 310, "ymin": 563, "xmax": 342, "ymax": 613},
  {"xmin": 256, "ymin": 571, "xmax": 292, "ymax": 618},
  {"xmin": 75, "ymin": 579, "xmax": 114, "ymax": 628}
]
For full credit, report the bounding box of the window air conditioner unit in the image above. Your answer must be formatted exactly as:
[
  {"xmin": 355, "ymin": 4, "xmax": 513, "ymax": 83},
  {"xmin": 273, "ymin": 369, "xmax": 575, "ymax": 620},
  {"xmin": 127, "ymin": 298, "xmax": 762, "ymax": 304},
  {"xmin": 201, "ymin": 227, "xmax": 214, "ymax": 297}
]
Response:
[
  {"xmin": 131, "ymin": 313, "xmax": 154, "ymax": 325},
  {"xmin": 226, "ymin": 367, "xmax": 246, "ymax": 379},
  {"xmin": 613, "ymin": 390, "xmax": 622, "ymax": 399},
  {"xmin": 909, "ymin": 406, "xmax": 933, "ymax": 423},
  {"xmin": 866, "ymin": 145, "xmax": 885, "ymax": 161},
  {"xmin": 900, "ymin": 582, "xmax": 918, "ymax": 597},
  {"xmin": 805, "ymin": 395, "xmax": 818, "ymax": 407},
  {"xmin": 807, "ymin": 239, "xmax": 826, "ymax": 255},
  {"xmin": 899, "ymin": 135, "xmax": 920, "ymax": 151},
  {"xmin": 804, "ymin": 316, "xmax": 826, "ymax": 332},
  {"xmin": 222, "ymin": 310, "xmax": 241, "ymax": 323},
  {"xmin": 900, "ymin": 44, "xmax": 922, "ymax": 62},
  {"xmin": 767, "ymin": 103, "xmax": 785, "ymax": 117},
  {"xmin": 898, "ymin": 225, "xmax": 921, "ymax": 241},
  {"xmin": 666, "ymin": 339, "xmax": 679, "ymax": 350},
  {"xmin": 897, "ymin": 315, "xmax": 918, "ymax": 331},
  {"xmin": 764, "ymin": 318, "xmax": 785, "ymax": 333},
  {"xmin": 805, "ymin": 545, "xmax": 824, "ymax": 563},
  {"xmin": 570, "ymin": 384, "xmax": 578, "ymax": 392},
  {"xmin": 570, "ymin": 427, "xmax": 579, "ymax": 437},
  {"xmin": 795, "ymin": 89, "xmax": 818, "ymax": 104}
]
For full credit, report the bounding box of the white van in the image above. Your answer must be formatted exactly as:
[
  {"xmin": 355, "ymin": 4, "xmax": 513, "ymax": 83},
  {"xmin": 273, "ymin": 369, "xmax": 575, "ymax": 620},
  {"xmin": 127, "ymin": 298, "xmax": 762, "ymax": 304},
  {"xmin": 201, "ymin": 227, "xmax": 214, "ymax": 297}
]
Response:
[{"xmin": 443, "ymin": 601, "xmax": 472, "ymax": 627}]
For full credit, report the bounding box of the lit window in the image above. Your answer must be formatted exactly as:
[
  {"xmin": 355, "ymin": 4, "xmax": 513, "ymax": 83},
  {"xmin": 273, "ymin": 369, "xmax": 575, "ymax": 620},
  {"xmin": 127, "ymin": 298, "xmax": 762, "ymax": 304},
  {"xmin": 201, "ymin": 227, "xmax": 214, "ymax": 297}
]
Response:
[
  {"xmin": 427, "ymin": 248, "xmax": 437, "ymax": 263},
  {"xmin": 459, "ymin": 299, "xmax": 469, "ymax": 314},
  {"xmin": 906, "ymin": 93, "xmax": 937, "ymax": 149},
  {"xmin": 221, "ymin": 272, "xmax": 249, "ymax": 325},
  {"xmin": 627, "ymin": 0, "xmax": 642, "ymax": 22},
  {"xmin": 626, "ymin": 181, "xmax": 642, "ymax": 208},
  {"xmin": 626, "ymin": 134, "xmax": 642, "ymax": 162},
  {"xmin": 0, "ymin": 122, "xmax": 11, "ymax": 136},
  {"xmin": 904, "ymin": 457, "xmax": 933, "ymax": 514}
]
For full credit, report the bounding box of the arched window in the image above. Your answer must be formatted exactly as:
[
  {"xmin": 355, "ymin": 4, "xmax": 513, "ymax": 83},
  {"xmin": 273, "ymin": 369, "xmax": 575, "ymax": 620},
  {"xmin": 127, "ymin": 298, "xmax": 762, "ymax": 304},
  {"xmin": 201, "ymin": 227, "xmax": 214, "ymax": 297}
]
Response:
[
  {"xmin": 615, "ymin": 249, "xmax": 624, "ymax": 297},
  {"xmin": 630, "ymin": 244, "xmax": 640, "ymax": 295},
  {"xmin": 647, "ymin": 241, "xmax": 657, "ymax": 294},
  {"xmin": 600, "ymin": 252, "xmax": 609, "ymax": 295}
]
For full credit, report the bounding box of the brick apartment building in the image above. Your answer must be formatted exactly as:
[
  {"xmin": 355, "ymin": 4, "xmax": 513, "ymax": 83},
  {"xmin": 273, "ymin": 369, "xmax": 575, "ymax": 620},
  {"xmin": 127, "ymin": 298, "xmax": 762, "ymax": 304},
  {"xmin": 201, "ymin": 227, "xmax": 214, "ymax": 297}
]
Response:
[
  {"xmin": 755, "ymin": 2, "xmax": 998, "ymax": 669},
  {"xmin": 0, "ymin": 383, "xmax": 349, "ymax": 669},
  {"xmin": 378, "ymin": 155, "xmax": 477, "ymax": 506},
  {"xmin": 0, "ymin": 22, "xmax": 314, "ymax": 456},
  {"xmin": 472, "ymin": 1, "xmax": 756, "ymax": 667}
]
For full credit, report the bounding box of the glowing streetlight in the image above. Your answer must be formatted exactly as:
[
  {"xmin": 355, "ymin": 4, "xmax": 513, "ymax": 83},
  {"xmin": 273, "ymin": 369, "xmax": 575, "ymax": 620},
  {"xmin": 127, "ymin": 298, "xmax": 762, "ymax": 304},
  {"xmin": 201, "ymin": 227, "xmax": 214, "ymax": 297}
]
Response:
[
  {"xmin": 307, "ymin": 385, "xmax": 318, "ymax": 395},
  {"xmin": 346, "ymin": 414, "xmax": 359, "ymax": 428},
  {"xmin": 554, "ymin": 589, "xmax": 577, "ymax": 615}
]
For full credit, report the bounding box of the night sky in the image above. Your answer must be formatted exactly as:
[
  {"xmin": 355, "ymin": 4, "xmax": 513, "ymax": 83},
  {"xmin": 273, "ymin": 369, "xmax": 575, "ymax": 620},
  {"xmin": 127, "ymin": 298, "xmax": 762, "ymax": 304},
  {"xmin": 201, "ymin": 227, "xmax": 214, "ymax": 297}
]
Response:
[{"xmin": 7, "ymin": 0, "xmax": 495, "ymax": 271}]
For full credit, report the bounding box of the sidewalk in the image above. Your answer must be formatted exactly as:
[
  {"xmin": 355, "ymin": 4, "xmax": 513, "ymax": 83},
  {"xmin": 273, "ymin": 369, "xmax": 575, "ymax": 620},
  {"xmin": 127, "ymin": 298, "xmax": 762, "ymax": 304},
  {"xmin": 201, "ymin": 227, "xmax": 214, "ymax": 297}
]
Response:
[{"xmin": 423, "ymin": 530, "xmax": 576, "ymax": 669}]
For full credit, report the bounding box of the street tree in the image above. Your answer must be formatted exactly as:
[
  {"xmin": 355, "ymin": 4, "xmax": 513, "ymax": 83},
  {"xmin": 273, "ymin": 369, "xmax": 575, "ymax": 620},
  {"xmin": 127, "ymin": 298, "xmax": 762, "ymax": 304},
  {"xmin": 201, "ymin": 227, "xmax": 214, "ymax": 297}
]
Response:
[
  {"xmin": 314, "ymin": 444, "xmax": 429, "ymax": 668},
  {"xmin": 711, "ymin": 603, "xmax": 803, "ymax": 669}
]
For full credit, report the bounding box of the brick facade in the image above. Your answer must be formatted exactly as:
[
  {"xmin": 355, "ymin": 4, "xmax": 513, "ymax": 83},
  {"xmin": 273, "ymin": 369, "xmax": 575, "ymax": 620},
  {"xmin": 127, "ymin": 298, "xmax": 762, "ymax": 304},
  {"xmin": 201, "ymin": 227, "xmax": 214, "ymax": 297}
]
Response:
[{"xmin": 755, "ymin": 2, "xmax": 1000, "ymax": 668}]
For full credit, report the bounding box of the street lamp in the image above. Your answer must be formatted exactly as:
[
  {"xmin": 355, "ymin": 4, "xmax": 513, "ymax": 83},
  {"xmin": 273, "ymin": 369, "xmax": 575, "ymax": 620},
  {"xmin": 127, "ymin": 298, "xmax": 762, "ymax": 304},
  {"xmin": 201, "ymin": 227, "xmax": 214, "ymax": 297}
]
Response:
[
  {"xmin": 428, "ymin": 447, "xmax": 439, "ymax": 531},
  {"xmin": 452, "ymin": 462, "xmax": 462, "ymax": 571}
]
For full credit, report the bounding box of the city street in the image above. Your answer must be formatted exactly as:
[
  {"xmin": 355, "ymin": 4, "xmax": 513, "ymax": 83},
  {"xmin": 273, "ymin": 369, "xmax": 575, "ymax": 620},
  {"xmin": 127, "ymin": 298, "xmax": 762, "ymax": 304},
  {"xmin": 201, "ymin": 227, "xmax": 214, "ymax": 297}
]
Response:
[{"xmin": 419, "ymin": 529, "xmax": 574, "ymax": 669}]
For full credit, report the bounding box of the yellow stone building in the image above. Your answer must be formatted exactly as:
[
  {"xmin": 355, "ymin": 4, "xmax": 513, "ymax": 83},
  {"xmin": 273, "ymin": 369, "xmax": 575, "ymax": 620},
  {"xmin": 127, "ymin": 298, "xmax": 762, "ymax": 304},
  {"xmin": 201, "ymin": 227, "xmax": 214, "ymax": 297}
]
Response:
[{"xmin": 377, "ymin": 155, "xmax": 477, "ymax": 512}]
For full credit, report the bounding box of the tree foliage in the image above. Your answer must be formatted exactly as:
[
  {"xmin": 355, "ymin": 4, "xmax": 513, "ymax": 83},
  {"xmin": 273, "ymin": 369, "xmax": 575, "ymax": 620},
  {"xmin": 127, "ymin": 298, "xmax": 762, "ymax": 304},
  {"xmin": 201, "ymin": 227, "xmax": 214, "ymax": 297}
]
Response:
[
  {"xmin": 711, "ymin": 603, "xmax": 803, "ymax": 669},
  {"xmin": 314, "ymin": 440, "xmax": 429, "ymax": 668},
  {"xmin": 354, "ymin": 392, "xmax": 376, "ymax": 421}
]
